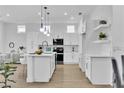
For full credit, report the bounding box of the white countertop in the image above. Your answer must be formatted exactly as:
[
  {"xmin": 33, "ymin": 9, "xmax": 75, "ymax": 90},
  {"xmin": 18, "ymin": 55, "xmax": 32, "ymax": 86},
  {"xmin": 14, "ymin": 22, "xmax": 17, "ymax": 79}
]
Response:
[
  {"xmin": 87, "ymin": 55, "xmax": 112, "ymax": 58},
  {"xmin": 27, "ymin": 52, "xmax": 56, "ymax": 57},
  {"xmin": 87, "ymin": 55, "xmax": 112, "ymax": 57}
]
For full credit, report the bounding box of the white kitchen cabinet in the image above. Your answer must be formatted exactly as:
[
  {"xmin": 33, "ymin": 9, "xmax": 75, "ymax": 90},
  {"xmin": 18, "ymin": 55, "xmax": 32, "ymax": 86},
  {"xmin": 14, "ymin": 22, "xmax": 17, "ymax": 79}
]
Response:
[
  {"xmin": 27, "ymin": 53, "xmax": 55, "ymax": 82},
  {"xmin": 64, "ymin": 52, "xmax": 79, "ymax": 64},
  {"xmin": 70, "ymin": 34, "xmax": 79, "ymax": 45},
  {"xmin": 78, "ymin": 33, "xmax": 86, "ymax": 72},
  {"xmin": 72, "ymin": 52, "xmax": 79, "ymax": 63},
  {"xmin": 79, "ymin": 55, "xmax": 82, "ymax": 69},
  {"xmin": 64, "ymin": 34, "xmax": 70, "ymax": 45},
  {"xmin": 79, "ymin": 54, "xmax": 86, "ymax": 72},
  {"xmin": 85, "ymin": 56, "xmax": 112, "ymax": 85},
  {"xmin": 85, "ymin": 56, "xmax": 91, "ymax": 79},
  {"xmin": 64, "ymin": 53, "xmax": 72, "ymax": 64},
  {"xmin": 64, "ymin": 34, "xmax": 78, "ymax": 45}
]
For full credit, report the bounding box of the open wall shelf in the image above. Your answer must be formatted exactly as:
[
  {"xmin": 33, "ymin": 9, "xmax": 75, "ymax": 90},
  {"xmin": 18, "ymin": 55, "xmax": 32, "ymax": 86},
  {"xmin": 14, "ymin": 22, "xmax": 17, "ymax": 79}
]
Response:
[
  {"xmin": 93, "ymin": 24, "xmax": 111, "ymax": 31},
  {"xmin": 93, "ymin": 40, "xmax": 111, "ymax": 44}
]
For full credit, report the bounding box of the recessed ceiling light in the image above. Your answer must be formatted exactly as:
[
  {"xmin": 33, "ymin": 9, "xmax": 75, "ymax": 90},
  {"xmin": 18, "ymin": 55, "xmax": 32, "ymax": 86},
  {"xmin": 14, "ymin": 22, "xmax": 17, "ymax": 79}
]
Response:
[
  {"xmin": 46, "ymin": 33, "xmax": 50, "ymax": 37},
  {"xmin": 38, "ymin": 12, "xmax": 41, "ymax": 15},
  {"xmin": 6, "ymin": 13, "xmax": 10, "ymax": 17},
  {"xmin": 38, "ymin": 12, "xmax": 44, "ymax": 20},
  {"xmin": 40, "ymin": 28, "xmax": 44, "ymax": 32},
  {"xmin": 64, "ymin": 12, "xmax": 67, "ymax": 15},
  {"xmin": 44, "ymin": 31, "xmax": 47, "ymax": 35},
  {"xmin": 41, "ymin": 17, "xmax": 44, "ymax": 20},
  {"xmin": 70, "ymin": 16, "xmax": 74, "ymax": 20}
]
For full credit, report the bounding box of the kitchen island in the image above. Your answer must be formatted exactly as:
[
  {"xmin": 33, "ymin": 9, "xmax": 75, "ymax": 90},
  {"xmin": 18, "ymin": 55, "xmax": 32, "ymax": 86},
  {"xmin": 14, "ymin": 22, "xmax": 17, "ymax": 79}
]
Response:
[
  {"xmin": 26, "ymin": 52, "xmax": 56, "ymax": 82},
  {"xmin": 85, "ymin": 55, "xmax": 112, "ymax": 85}
]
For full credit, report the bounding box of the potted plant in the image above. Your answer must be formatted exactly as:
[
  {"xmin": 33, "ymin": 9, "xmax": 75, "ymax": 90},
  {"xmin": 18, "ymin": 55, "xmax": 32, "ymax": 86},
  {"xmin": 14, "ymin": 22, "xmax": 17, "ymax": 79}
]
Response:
[
  {"xmin": 0, "ymin": 63, "xmax": 17, "ymax": 88},
  {"xmin": 99, "ymin": 32, "xmax": 107, "ymax": 40},
  {"xmin": 19, "ymin": 46, "xmax": 25, "ymax": 50}
]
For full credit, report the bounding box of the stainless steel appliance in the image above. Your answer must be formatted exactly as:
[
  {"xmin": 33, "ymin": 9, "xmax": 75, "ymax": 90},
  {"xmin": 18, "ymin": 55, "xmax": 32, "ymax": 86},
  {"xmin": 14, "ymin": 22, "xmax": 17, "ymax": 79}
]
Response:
[
  {"xmin": 53, "ymin": 39, "xmax": 64, "ymax": 64},
  {"xmin": 53, "ymin": 47, "xmax": 64, "ymax": 64},
  {"xmin": 53, "ymin": 39, "xmax": 63, "ymax": 45}
]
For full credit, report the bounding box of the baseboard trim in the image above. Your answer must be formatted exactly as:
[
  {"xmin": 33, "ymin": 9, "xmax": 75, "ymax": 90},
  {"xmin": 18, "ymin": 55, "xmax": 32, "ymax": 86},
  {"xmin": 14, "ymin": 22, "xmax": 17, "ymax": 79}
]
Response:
[{"xmin": 64, "ymin": 62, "xmax": 79, "ymax": 64}]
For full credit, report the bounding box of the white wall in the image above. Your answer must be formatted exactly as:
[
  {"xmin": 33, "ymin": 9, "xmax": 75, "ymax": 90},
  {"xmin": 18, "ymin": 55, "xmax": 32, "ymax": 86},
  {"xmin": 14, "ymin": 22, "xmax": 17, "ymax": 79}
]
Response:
[
  {"xmin": 112, "ymin": 6, "xmax": 124, "ymax": 82},
  {"xmin": 86, "ymin": 6, "xmax": 112, "ymax": 56},
  {"xmin": 0, "ymin": 22, "xmax": 5, "ymax": 53},
  {"xmin": 112, "ymin": 6, "xmax": 124, "ymax": 47},
  {"xmin": 4, "ymin": 23, "xmax": 78, "ymax": 53},
  {"xmin": 4, "ymin": 23, "xmax": 26, "ymax": 52}
]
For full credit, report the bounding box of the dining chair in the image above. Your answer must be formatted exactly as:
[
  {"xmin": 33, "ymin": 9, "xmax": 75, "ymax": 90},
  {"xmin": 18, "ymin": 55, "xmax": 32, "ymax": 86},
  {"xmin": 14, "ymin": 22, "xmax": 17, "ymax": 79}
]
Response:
[
  {"xmin": 121, "ymin": 55, "xmax": 124, "ymax": 81},
  {"xmin": 112, "ymin": 58, "xmax": 124, "ymax": 88}
]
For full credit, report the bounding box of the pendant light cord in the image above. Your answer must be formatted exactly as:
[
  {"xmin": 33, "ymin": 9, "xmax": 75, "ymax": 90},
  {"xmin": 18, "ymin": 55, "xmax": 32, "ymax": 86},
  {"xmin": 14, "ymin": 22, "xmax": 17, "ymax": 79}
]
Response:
[
  {"xmin": 41, "ymin": 5, "xmax": 43, "ymax": 28},
  {"xmin": 47, "ymin": 12, "xmax": 50, "ymax": 33},
  {"xmin": 44, "ymin": 7, "xmax": 47, "ymax": 31}
]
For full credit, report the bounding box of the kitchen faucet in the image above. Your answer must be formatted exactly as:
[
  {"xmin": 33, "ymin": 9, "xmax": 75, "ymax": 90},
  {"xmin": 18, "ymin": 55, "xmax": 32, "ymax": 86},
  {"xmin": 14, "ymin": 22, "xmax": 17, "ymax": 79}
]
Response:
[
  {"xmin": 42, "ymin": 40, "xmax": 48, "ymax": 47},
  {"xmin": 41, "ymin": 41, "xmax": 52, "ymax": 53}
]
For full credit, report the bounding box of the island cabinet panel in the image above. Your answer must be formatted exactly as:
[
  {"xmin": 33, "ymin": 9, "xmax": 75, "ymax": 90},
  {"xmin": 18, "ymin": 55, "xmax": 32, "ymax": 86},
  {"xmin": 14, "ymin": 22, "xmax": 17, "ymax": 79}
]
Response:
[
  {"xmin": 26, "ymin": 53, "xmax": 56, "ymax": 82},
  {"xmin": 85, "ymin": 56, "xmax": 112, "ymax": 85},
  {"xmin": 34, "ymin": 57, "xmax": 51, "ymax": 82}
]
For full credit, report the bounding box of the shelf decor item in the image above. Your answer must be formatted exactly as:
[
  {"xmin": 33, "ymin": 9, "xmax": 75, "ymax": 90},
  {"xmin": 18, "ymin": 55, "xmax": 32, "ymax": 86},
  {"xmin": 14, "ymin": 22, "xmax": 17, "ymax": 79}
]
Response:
[
  {"xmin": 19, "ymin": 46, "xmax": 25, "ymax": 50},
  {"xmin": 99, "ymin": 20, "xmax": 107, "ymax": 25},
  {"xmin": 9, "ymin": 42, "xmax": 15, "ymax": 48},
  {"xmin": 0, "ymin": 63, "xmax": 17, "ymax": 88},
  {"xmin": 99, "ymin": 32, "xmax": 107, "ymax": 40},
  {"xmin": 93, "ymin": 19, "xmax": 110, "ymax": 31},
  {"xmin": 35, "ymin": 49, "xmax": 43, "ymax": 55}
]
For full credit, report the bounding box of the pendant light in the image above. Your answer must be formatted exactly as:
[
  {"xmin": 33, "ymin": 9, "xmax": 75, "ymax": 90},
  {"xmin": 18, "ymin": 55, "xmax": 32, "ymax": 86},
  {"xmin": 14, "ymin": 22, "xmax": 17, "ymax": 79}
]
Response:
[
  {"xmin": 40, "ymin": 5, "xmax": 44, "ymax": 32},
  {"xmin": 46, "ymin": 12, "xmax": 50, "ymax": 37},
  {"xmin": 40, "ymin": 6, "xmax": 50, "ymax": 36},
  {"xmin": 43, "ymin": 6, "xmax": 47, "ymax": 35}
]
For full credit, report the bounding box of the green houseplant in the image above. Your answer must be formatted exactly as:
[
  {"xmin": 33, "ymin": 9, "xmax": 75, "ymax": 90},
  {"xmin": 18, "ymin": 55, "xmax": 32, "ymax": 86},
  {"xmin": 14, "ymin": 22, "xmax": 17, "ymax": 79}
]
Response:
[
  {"xmin": 0, "ymin": 63, "xmax": 17, "ymax": 88},
  {"xmin": 99, "ymin": 32, "xmax": 107, "ymax": 40}
]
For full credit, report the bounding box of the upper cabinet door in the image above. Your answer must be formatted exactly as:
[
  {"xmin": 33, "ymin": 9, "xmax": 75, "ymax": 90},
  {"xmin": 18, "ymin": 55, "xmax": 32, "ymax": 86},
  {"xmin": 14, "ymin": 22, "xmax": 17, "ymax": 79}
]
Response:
[
  {"xmin": 70, "ymin": 34, "xmax": 78, "ymax": 45},
  {"xmin": 64, "ymin": 34, "xmax": 78, "ymax": 45},
  {"xmin": 64, "ymin": 34, "xmax": 71, "ymax": 45}
]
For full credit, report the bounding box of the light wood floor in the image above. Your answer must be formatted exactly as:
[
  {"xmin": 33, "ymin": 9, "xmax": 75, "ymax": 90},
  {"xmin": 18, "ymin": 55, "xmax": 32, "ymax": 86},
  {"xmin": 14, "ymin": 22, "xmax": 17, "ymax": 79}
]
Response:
[{"xmin": 0, "ymin": 64, "xmax": 112, "ymax": 88}]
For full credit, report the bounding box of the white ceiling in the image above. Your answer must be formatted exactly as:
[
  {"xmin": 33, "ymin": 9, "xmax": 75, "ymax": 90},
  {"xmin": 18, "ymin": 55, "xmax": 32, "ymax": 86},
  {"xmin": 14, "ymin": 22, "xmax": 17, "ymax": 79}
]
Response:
[{"xmin": 0, "ymin": 5, "xmax": 96, "ymax": 24}]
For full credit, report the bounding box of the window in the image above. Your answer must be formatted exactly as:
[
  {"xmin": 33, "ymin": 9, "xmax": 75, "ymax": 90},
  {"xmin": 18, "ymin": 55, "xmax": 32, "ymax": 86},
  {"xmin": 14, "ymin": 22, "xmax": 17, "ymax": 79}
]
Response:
[
  {"xmin": 67, "ymin": 25, "xmax": 75, "ymax": 33},
  {"xmin": 17, "ymin": 25, "xmax": 26, "ymax": 33}
]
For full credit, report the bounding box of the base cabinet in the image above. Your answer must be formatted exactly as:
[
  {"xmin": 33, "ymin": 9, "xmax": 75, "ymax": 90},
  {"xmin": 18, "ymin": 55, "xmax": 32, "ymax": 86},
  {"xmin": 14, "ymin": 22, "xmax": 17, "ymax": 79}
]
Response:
[
  {"xmin": 85, "ymin": 56, "xmax": 91, "ymax": 80},
  {"xmin": 64, "ymin": 53, "xmax": 79, "ymax": 64},
  {"xmin": 79, "ymin": 55, "xmax": 85, "ymax": 72},
  {"xmin": 85, "ymin": 56, "xmax": 112, "ymax": 85},
  {"xmin": 27, "ymin": 54, "xmax": 55, "ymax": 82}
]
